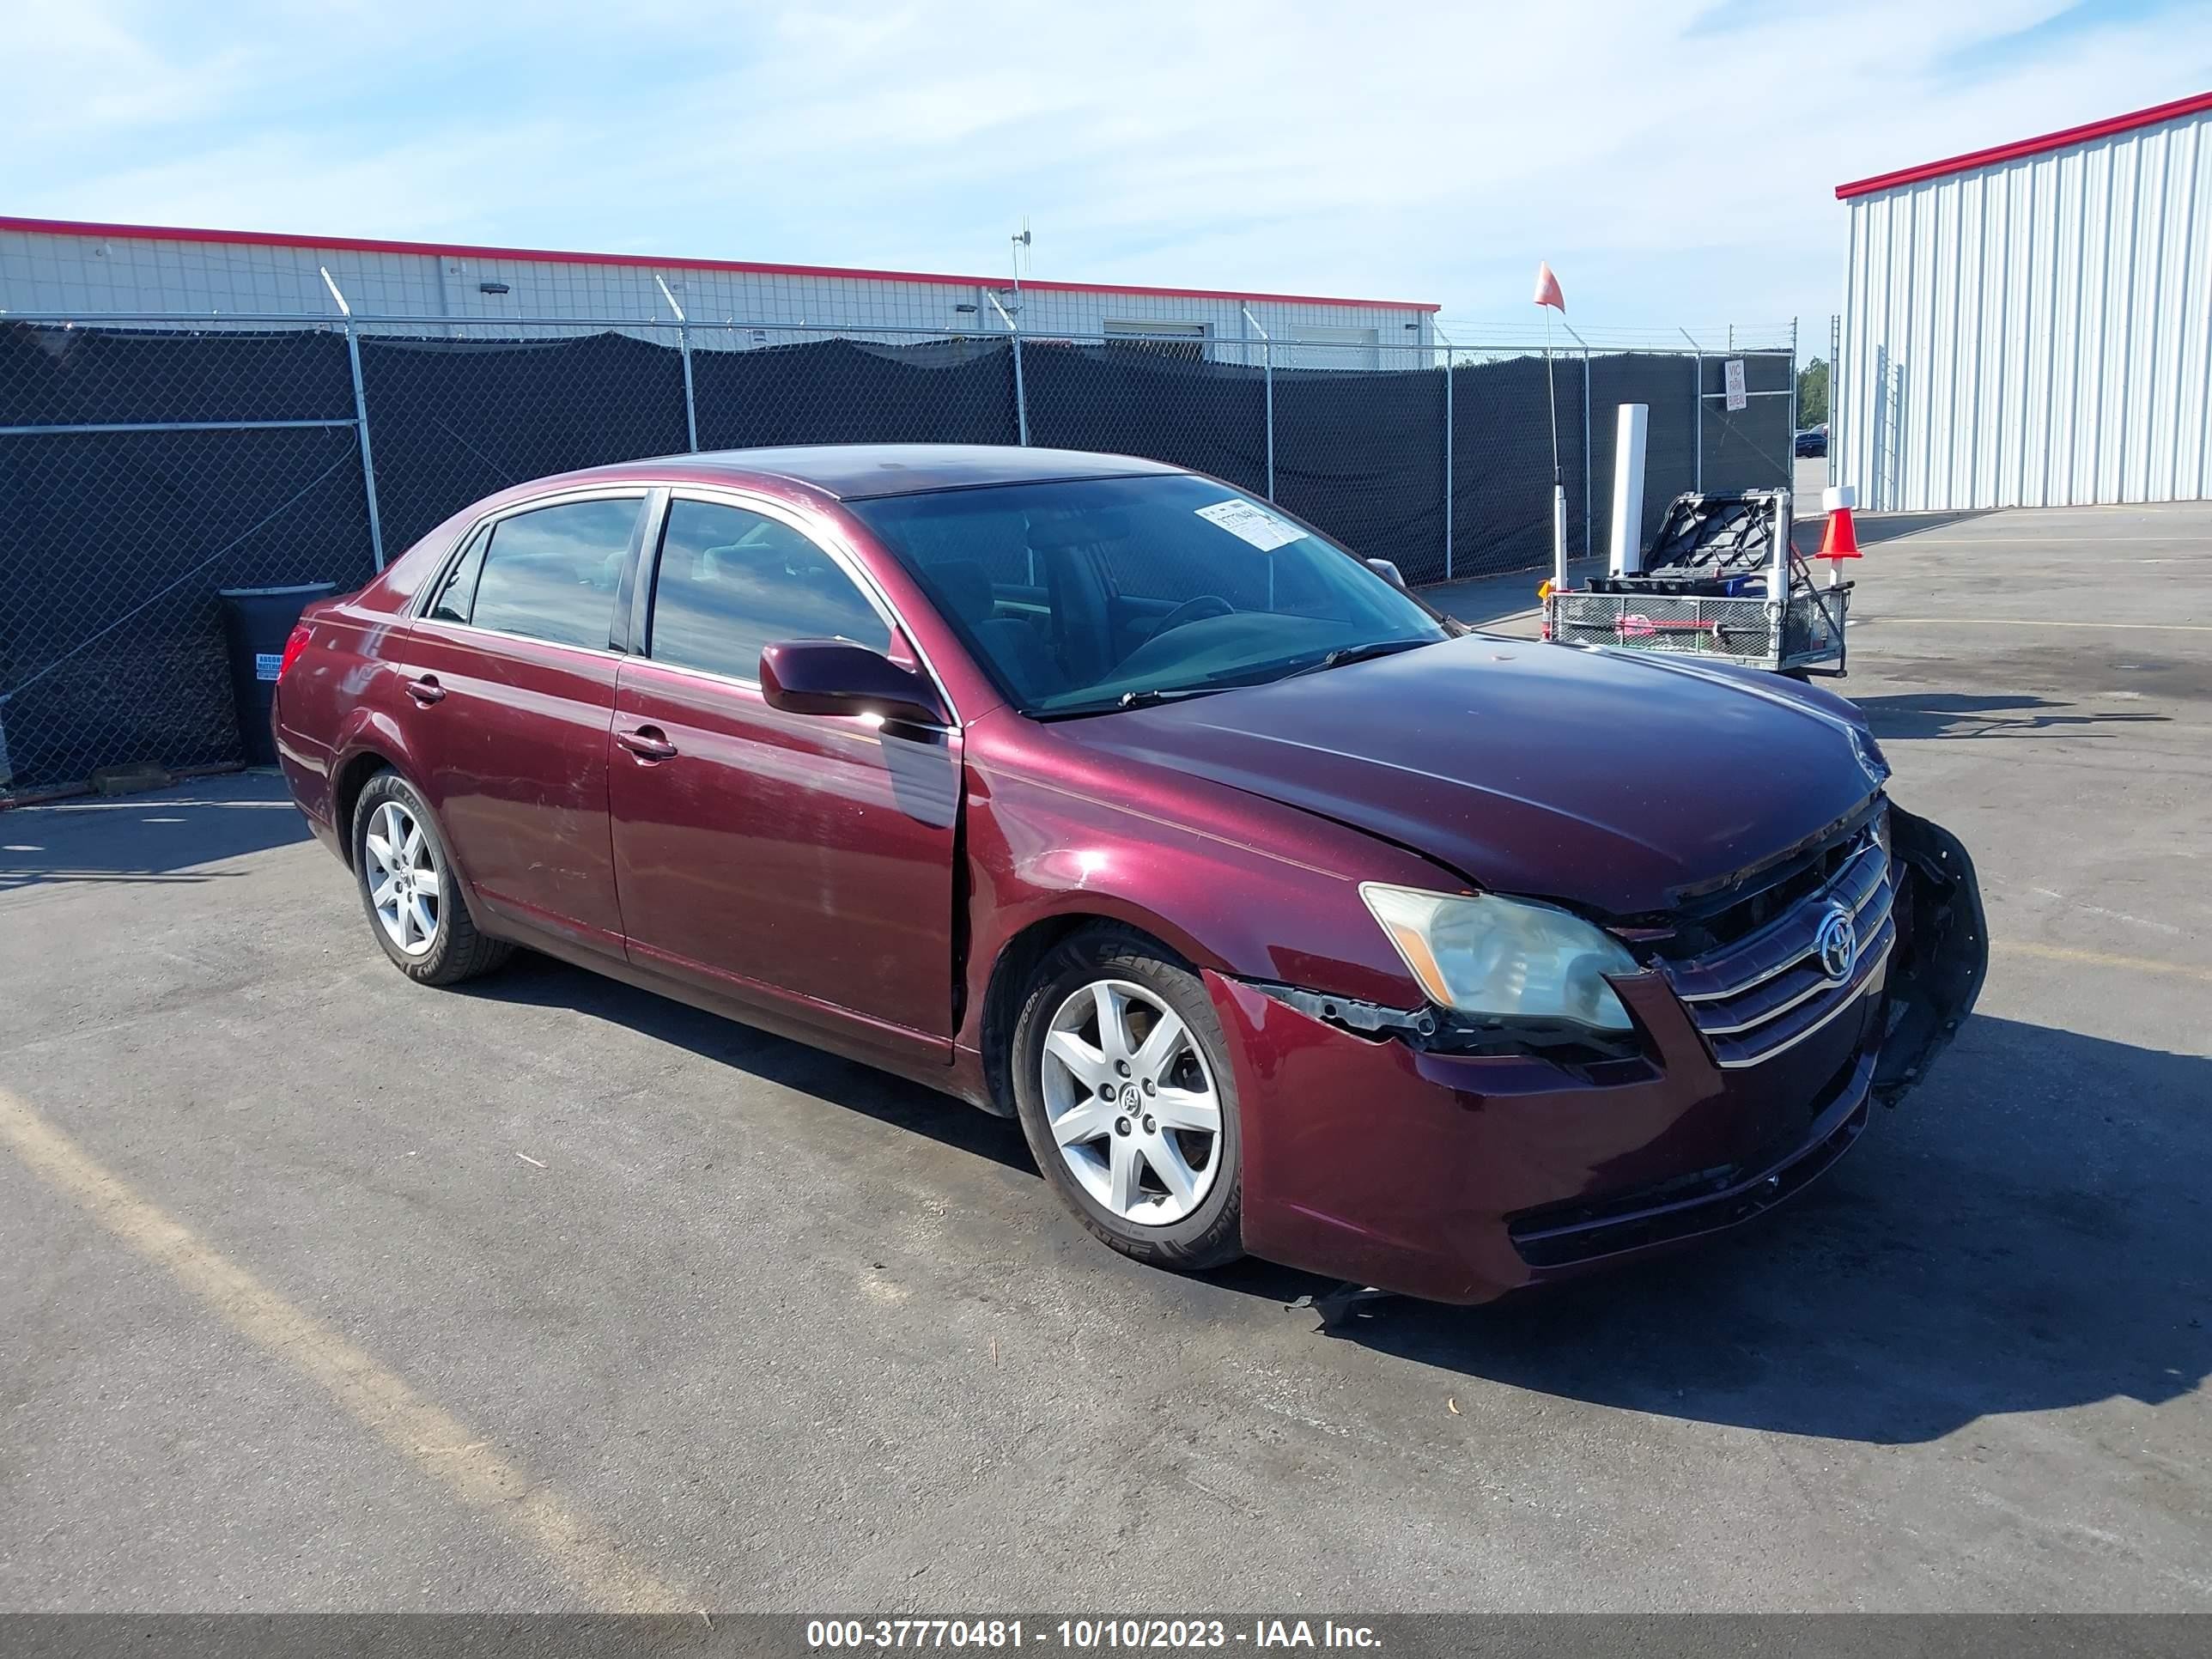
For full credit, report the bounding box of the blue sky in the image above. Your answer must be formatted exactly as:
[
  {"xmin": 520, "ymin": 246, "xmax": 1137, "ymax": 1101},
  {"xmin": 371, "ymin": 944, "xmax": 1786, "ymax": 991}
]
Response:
[{"xmin": 8, "ymin": 1, "xmax": 2210, "ymax": 351}]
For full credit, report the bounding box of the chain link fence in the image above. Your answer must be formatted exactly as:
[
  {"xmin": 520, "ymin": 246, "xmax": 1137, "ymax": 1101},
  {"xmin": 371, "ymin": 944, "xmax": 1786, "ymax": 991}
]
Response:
[{"xmin": 0, "ymin": 309, "xmax": 1792, "ymax": 800}]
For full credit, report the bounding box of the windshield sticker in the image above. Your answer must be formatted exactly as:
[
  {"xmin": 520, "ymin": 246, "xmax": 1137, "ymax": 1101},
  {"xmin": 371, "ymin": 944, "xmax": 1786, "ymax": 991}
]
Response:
[{"xmin": 1194, "ymin": 498, "xmax": 1304, "ymax": 551}]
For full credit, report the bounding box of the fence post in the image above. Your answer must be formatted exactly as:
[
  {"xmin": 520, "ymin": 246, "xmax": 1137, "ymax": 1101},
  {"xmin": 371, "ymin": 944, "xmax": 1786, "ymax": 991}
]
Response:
[
  {"xmin": 1582, "ymin": 345, "xmax": 1593, "ymax": 555},
  {"xmin": 1243, "ymin": 306, "xmax": 1274, "ymax": 501},
  {"xmin": 320, "ymin": 268, "xmax": 386, "ymax": 572},
  {"xmin": 1437, "ymin": 328, "xmax": 1455, "ymax": 580},
  {"xmin": 1680, "ymin": 327, "xmax": 1704, "ymax": 494},
  {"xmin": 1786, "ymin": 317, "xmax": 1800, "ymax": 491},
  {"xmin": 1559, "ymin": 321, "xmax": 1593, "ymax": 557},
  {"xmin": 989, "ymin": 293, "xmax": 1028, "ymax": 445},
  {"xmin": 657, "ymin": 276, "xmax": 700, "ymax": 453}
]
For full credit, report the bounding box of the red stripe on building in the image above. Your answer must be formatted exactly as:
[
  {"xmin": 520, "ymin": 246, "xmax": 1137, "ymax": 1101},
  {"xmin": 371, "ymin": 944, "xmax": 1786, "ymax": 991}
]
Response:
[
  {"xmin": 1836, "ymin": 88, "xmax": 2212, "ymax": 200},
  {"xmin": 0, "ymin": 216, "xmax": 1440, "ymax": 313}
]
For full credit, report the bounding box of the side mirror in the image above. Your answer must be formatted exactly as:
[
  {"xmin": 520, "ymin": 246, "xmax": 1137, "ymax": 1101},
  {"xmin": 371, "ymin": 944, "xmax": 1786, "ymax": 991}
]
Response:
[
  {"xmin": 759, "ymin": 640, "xmax": 950, "ymax": 727},
  {"xmin": 1366, "ymin": 557, "xmax": 1408, "ymax": 590}
]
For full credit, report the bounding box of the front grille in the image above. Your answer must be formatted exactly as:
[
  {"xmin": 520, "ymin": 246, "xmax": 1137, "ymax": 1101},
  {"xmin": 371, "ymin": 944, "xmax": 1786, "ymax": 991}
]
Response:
[{"xmin": 1662, "ymin": 835, "xmax": 1894, "ymax": 1069}]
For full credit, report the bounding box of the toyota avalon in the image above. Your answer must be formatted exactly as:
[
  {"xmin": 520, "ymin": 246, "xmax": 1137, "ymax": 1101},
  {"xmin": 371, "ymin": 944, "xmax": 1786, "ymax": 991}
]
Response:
[{"xmin": 272, "ymin": 445, "xmax": 1986, "ymax": 1304}]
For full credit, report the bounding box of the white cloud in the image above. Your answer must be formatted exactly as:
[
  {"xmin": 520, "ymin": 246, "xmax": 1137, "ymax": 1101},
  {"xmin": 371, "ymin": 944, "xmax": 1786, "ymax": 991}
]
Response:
[{"xmin": 5, "ymin": 0, "xmax": 2209, "ymax": 343}]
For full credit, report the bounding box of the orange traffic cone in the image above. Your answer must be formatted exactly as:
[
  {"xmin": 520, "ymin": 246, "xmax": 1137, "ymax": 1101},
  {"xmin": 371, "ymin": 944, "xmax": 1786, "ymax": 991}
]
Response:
[{"xmin": 1817, "ymin": 485, "xmax": 1861, "ymax": 562}]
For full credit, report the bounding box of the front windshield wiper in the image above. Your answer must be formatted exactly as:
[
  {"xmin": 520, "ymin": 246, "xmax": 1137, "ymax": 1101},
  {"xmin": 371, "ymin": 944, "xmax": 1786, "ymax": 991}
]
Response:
[
  {"xmin": 1279, "ymin": 637, "xmax": 1437, "ymax": 679},
  {"xmin": 1030, "ymin": 684, "xmax": 1236, "ymax": 721}
]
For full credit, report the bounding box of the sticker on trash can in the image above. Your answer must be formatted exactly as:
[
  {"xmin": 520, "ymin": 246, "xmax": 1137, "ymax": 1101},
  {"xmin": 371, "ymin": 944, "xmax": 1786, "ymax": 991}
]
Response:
[
  {"xmin": 254, "ymin": 653, "xmax": 284, "ymax": 682},
  {"xmin": 1195, "ymin": 498, "xmax": 1304, "ymax": 550}
]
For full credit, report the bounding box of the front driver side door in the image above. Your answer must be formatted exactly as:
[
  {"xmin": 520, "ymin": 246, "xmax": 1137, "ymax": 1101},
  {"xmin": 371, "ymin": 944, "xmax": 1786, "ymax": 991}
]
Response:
[{"xmin": 606, "ymin": 493, "xmax": 961, "ymax": 1063}]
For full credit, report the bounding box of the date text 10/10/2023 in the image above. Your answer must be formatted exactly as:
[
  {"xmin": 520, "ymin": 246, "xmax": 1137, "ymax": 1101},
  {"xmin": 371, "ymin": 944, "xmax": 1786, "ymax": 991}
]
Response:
[{"xmin": 805, "ymin": 1620, "xmax": 1383, "ymax": 1650}]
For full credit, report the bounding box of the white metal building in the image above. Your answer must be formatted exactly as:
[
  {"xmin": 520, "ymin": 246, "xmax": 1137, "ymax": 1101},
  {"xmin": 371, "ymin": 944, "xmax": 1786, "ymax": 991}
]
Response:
[
  {"xmin": 1834, "ymin": 88, "xmax": 2212, "ymax": 511},
  {"xmin": 0, "ymin": 216, "xmax": 1436, "ymax": 365}
]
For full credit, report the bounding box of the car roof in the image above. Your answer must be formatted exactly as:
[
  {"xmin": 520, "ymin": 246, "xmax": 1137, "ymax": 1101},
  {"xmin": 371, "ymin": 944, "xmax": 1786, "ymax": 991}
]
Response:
[{"xmin": 580, "ymin": 444, "xmax": 1188, "ymax": 501}]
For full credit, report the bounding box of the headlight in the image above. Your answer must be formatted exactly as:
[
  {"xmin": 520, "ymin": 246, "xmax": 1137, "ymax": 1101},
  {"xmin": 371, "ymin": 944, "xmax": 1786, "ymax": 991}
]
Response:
[
  {"xmin": 1851, "ymin": 725, "xmax": 1891, "ymax": 788},
  {"xmin": 1359, "ymin": 884, "xmax": 1639, "ymax": 1031}
]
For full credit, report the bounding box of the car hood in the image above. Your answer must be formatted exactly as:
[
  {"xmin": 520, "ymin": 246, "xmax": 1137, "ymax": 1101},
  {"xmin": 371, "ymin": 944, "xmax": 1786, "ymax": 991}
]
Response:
[{"xmin": 1052, "ymin": 635, "xmax": 1881, "ymax": 916}]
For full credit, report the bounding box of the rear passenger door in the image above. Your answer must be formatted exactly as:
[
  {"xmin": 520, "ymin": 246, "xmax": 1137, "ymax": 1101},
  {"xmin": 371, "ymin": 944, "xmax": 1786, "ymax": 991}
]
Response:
[
  {"xmin": 607, "ymin": 492, "xmax": 960, "ymax": 1059},
  {"xmin": 399, "ymin": 489, "xmax": 648, "ymax": 956}
]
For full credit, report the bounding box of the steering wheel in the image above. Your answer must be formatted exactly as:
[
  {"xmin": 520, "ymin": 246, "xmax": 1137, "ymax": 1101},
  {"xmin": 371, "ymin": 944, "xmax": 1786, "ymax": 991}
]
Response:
[{"xmin": 1148, "ymin": 594, "xmax": 1234, "ymax": 639}]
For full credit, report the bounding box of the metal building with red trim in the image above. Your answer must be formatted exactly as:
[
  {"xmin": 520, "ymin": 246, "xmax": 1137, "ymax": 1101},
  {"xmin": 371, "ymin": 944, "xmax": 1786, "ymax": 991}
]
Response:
[
  {"xmin": 1832, "ymin": 90, "xmax": 2212, "ymax": 511},
  {"xmin": 0, "ymin": 216, "xmax": 1437, "ymax": 365}
]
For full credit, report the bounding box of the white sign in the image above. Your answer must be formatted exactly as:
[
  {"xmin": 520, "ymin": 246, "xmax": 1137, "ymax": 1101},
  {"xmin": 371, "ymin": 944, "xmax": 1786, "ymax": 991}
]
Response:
[
  {"xmin": 254, "ymin": 652, "xmax": 284, "ymax": 682},
  {"xmin": 1723, "ymin": 358, "xmax": 1747, "ymax": 412},
  {"xmin": 1194, "ymin": 497, "xmax": 1304, "ymax": 551}
]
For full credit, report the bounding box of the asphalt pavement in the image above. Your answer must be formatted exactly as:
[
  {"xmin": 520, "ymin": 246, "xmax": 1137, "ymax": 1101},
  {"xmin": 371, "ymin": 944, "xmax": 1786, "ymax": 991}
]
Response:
[{"xmin": 3, "ymin": 502, "xmax": 2208, "ymax": 1612}]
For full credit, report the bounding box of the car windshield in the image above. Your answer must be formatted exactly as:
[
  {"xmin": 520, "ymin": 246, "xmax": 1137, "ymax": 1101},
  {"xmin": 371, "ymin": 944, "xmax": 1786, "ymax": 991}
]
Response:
[{"xmin": 850, "ymin": 474, "xmax": 1450, "ymax": 716}]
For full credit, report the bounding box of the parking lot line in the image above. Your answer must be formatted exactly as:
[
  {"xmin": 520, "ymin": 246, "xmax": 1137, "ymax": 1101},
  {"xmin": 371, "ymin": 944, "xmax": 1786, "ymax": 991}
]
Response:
[
  {"xmin": 1998, "ymin": 940, "xmax": 2212, "ymax": 982},
  {"xmin": 0, "ymin": 1084, "xmax": 695, "ymax": 1613}
]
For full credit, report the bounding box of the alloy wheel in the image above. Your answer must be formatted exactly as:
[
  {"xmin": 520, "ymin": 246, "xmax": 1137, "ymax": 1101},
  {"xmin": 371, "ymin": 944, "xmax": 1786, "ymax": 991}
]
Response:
[
  {"xmin": 1038, "ymin": 978, "xmax": 1223, "ymax": 1225},
  {"xmin": 363, "ymin": 799, "xmax": 441, "ymax": 958}
]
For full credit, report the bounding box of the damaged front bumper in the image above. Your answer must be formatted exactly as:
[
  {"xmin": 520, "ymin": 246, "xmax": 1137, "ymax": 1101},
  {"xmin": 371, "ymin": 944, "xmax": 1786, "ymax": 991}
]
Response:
[{"xmin": 1208, "ymin": 804, "xmax": 1990, "ymax": 1305}]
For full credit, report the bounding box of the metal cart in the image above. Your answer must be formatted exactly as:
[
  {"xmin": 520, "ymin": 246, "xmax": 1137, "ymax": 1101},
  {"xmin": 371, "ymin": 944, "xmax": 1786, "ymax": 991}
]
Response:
[{"xmin": 1543, "ymin": 488, "xmax": 1850, "ymax": 678}]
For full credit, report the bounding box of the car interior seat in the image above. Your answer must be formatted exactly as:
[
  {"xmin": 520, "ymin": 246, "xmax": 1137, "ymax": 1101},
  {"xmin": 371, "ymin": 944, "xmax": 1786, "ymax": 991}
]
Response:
[{"xmin": 926, "ymin": 557, "xmax": 1062, "ymax": 703}]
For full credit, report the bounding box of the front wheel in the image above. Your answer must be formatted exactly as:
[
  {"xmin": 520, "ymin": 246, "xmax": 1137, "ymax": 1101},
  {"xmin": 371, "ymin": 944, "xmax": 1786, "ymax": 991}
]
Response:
[
  {"xmin": 351, "ymin": 771, "xmax": 513, "ymax": 986},
  {"xmin": 1010, "ymin": 927, "xmax": 1243, "ymax": 1273}
]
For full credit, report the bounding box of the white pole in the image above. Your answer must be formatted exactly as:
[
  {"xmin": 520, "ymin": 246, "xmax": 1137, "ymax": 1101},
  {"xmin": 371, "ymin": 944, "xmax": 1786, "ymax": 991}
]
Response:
[
  {"xmin": 1609, "ymin": 404, "xmax": 1650, "ymax": 576},
  {"xmin": 1553, "ymin": 483, "xmax": 1569, "ymax": 592},
  {"xmin": 1545, "ymin": 313, "xmax": 1565, "ymax": 592}
]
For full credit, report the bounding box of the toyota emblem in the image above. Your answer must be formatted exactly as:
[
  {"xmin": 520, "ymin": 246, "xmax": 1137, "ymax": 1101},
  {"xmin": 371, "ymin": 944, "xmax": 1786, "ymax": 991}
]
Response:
[{"xmin": 1815, "ymin": 906, "xmax": 1856, "ymax": 981}]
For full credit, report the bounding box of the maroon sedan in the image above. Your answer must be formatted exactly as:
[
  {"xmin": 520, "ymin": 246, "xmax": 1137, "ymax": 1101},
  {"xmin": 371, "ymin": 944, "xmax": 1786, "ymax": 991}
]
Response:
[{"xmin": 273, "ymin": 445, "xmax": 1986, "ymax": 1304}]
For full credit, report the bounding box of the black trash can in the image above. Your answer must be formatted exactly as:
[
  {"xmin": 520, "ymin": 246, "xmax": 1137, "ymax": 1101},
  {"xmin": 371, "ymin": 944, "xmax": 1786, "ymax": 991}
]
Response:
[{"xmin": 218, "ymin": 582, "xmax": 336, "ymax": 766}]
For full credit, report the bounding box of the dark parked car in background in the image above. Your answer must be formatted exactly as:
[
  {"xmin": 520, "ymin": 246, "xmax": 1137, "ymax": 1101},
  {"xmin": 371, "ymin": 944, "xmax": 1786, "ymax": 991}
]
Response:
[
  {"xmin": 1796, "ymin": 423, "xmax": 1829, "ymax": 457},
  {"xmin": 272, "ymin": 445, "xmax": 1986, "ymax": 1304}
]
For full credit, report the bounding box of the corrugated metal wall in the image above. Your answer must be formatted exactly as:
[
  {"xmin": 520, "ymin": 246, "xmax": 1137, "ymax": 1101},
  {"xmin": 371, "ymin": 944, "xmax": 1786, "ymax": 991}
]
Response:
[
  {"xmin": 0, "ymin": 228, "xmax": 1433, "ymax": 352},
  {"xmin": 1837, "ymin": 106, "xmax": 2212, "ymax": 510}
]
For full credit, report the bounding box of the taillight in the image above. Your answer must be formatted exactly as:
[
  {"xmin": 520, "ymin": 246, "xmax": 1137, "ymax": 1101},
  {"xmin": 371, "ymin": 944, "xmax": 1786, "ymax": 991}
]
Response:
[{"xmin": 276, "ymin": 623, "xmax": 313, "ymax": 681}]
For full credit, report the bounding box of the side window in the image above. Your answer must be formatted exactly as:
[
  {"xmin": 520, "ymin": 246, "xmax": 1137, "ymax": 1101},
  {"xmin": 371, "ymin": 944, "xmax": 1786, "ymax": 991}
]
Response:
[
  {"xmin": 426, "ymin": 526, "xmax": 489, "ymax": 623},
  {"xmin": 467, "ymin": 497, "xmax": 642, "ymax": 649},
  {"xmin": 648, "ymin": 499, "xmax": 890, "ymax": 682}
]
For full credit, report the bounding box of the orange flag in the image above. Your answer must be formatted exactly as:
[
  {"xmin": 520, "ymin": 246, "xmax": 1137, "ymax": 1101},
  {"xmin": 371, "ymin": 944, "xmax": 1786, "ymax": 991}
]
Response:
[{"xmin": 1532, "ymin": 260, "xmax": 1565, "ymax": 312}]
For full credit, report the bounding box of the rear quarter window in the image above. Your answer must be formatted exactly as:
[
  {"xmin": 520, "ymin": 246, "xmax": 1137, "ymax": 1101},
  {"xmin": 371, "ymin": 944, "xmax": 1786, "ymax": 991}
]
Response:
[{"xmin": 466, "ymin": 497, "xmax": 642, "ymax": 649}]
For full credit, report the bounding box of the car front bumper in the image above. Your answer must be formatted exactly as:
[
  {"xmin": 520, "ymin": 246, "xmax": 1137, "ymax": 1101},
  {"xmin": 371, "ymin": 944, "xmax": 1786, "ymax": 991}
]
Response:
[{"xmin": 1208, "ymin": 809, "xmax": 1987, "ymax": 1305}]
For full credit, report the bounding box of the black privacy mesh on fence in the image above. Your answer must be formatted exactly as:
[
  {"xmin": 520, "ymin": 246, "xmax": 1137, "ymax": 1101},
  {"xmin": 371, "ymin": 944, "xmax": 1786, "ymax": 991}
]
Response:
[
  {"xmin": 1027, "ymin": 341, "xmax": 1271, "ymax": 496},
  {"xmin": 1589, "ymin": 353, "xmax": 1700, "ymax": 553},
  {"xmin": 1700, "ymin": 349, "xmax": 1796, "ymax": 494},
  {"xmin": 693, "ymin": 336, "xmax": 1019, "ymax": 452},
  {"xmin": 361, "ymin": 331, "xmax": 690, "ymax": 554},
  {"xmin": 1277, "ymin": 361, "xmax": 1449, "ymax": 584},
  {"xmin": 0, "ymin": 323, "xmax": 374, "ymax": 796},
  {"xmin": 0, "ymin": 317, "xmax": 1792, "ymax": 798},
  {"xmin": 1449, "ymin": 356, "xmax": 1590, "ymax": 584}
]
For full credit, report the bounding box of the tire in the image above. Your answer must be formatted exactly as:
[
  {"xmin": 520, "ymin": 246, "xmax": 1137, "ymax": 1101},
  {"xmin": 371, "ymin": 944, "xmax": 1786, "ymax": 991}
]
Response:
[
  {"xmin": 1010, "ymin": 926, "xmax": 1243, "ymax": 1273},
  {"xmin": 350, "ymin": 770, "xmax": 513, "ymax": 986}
]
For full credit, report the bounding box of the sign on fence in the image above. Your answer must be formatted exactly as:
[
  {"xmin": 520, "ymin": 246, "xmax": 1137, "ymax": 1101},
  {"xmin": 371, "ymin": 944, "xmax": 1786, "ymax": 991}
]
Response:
[{"xmin": 1723, "ymin": 358, "xmax": 1748, "ymax": 412}]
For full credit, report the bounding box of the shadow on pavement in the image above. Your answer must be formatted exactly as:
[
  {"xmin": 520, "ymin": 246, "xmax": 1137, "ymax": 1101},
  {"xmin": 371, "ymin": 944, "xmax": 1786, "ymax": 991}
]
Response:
[
  {"xmin": 0, "ymin": 771, "xmax": 307, "ymax": 895},
  {"xmin": 451, "ymin": 942, "xmax": 2212, "ymax": 1447},
  {"xmin": 456, "ymin": 950, "xmax": 1037, "ymax": 1176},
  {"xmin": 1854, "ymin": 691, "xmax": 2172, "ymax": 742},
  {"xmin": 1790, "ymin": 509, "xmax": 1992, "ymax": 552},
  {"xmin": 1249, "ymin": 1013, "xmax": 2211, "ymax": 1444}
]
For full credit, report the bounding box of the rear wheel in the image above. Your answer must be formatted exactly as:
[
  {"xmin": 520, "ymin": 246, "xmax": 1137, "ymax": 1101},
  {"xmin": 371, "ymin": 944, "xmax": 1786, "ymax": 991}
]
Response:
[
  {"xmin": 1010, "ymin": 927, "xmax": 1243, "ymax": 1272},
  {"xmin": 351, "ymin": 771, "xmax": 512, "ymax": 986}
]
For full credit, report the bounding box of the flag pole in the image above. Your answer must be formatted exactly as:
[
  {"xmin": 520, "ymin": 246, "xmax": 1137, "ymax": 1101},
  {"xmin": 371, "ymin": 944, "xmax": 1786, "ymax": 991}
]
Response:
[{"xmin": 1544, "ymin": 306, "xmax": 1566, "ymax": 594}]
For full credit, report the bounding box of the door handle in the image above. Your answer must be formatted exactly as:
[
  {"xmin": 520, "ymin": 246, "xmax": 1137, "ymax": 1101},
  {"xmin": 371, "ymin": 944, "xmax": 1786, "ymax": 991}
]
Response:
[
  {"xmin": 617, "ymin": 726, "xmax": 678, "ymax": 762},
  {"xmin": 404, "ymin": 674, "xmax": 446, "ymax": 705}
]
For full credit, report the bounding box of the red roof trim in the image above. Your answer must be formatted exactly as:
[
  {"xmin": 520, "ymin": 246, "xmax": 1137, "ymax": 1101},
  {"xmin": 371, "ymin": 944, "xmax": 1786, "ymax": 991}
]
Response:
[
  {"xmin": 0, "ymin": 216, "xmax": 1441, "ymax": 313},
  {"xmin": 1836, "ymin": 88, "xmax": 2212, "ymax": 200}
]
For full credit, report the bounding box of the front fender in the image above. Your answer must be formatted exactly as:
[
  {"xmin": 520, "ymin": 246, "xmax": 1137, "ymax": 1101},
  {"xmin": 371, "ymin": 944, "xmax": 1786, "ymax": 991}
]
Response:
[{"xmin": 960, "ymin": 760, "xmax": 1449, "ymax": 1030}]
